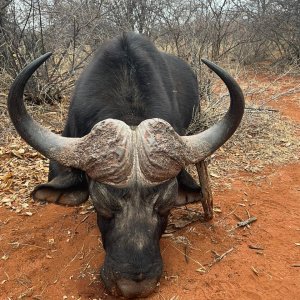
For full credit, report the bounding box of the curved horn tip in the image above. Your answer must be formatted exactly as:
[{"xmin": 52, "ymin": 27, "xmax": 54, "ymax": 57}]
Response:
[
  {"xmin": 183, "ymin": 58, "xmax": 245, "ymax": 163},
  {"xmin": 36, "ymin": 52, "xmax": 53, "ymax": 62},
  {"xmin": 201, "ymin": 58, "xmax": 210, "ymax": 64},
  {"xmin": 42, "ymin": 52, "xmax": 52, "ymax": 58},
  {"xmin": 201, "ymin": 58, "xmax": 219, "ymax": 70},
  {"xmin": 29, "ymin": 52, "xmax": 53, "ymax": 67},
  {"xmin": 200, "ymin": 58, "xmax": 244, "ymax": 98},
  {"xmin": 201, "ymin": 58, "xmax": 214, "ymax": 65}
]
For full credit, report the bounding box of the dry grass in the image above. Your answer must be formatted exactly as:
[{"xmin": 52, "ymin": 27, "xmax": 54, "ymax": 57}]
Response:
[
  {"xmin": 187, "ymin": 101, "xmax": 299, "ymax": 189},
  {"xmin": 187, "ymin": 64, "xmax": 300, "ymax": 189}
]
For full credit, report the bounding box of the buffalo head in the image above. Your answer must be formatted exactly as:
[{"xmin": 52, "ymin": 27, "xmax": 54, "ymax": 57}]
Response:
[{"xmin": 7, "ymin": 52, "xmax": 244, "ymax": 298}]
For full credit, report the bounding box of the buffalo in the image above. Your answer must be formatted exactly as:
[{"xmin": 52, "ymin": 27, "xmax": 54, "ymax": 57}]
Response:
[{"xmin": 8, "ymin": 32, "xmax": 244, "ymax": 298}]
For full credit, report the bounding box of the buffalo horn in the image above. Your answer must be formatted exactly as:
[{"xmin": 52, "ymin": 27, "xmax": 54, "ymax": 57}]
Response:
[
  {"xmin": 7, "ymin": 53, "xmax": 80, "ymax": 162},
  {"xmin": 181, "ymin": 59, "xmax": 245, "ymax": 163}
]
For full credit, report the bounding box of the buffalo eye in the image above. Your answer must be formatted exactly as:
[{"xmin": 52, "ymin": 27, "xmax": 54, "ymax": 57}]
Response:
[
  {"xmin": 97, "ymin": 207, "xmax": 114, "ymax": 219},
  {"xmin": 154, "ymin": 205, "xmax": 171, "ymax": 217}
]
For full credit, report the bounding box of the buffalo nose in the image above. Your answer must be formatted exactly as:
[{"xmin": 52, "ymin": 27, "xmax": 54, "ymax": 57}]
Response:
[
  {"xmin": 136, "ymin": 272, "xmax": 145, "ymax": 282},
  {"xmin": 116, "ymin": 278, "xmax": 158, "ymax": 298}
]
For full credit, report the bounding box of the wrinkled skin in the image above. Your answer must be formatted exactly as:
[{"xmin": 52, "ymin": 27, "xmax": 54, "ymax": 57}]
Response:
[{"xmin": 89, "ymin": 179, "xmax": 178, "ymax": 297}]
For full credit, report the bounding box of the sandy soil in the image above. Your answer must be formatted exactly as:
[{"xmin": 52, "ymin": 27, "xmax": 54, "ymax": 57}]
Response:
[
  {"xmin": 0, "ymin": 73, "xmax": 299, "ymax": 299},
  {"xmin": 0, "ymin": 162, "xmax": 299, "ymax": 300}
]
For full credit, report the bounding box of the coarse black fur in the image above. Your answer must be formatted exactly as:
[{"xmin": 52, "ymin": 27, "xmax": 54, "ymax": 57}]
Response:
[
  {"xmin": 33, "ymin": 33, "xmax": 202, "ymax": 298},
  {"xmin": 47, "ymin": 32, "xmax": 200, "ymax": 192},
  {"xmin": 64, "ymin": 32, "xmax": 198, "ymax": 138}
]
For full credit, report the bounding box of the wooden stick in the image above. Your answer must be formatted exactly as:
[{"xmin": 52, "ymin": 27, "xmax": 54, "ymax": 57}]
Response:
[
  {"xmin": 248, "ymin": 244, "xmax": 264, "ymax": 250},
  {"xmin": 291, "ymin": 264, "xmax": 300, "ymax": 267},
  {"xmin": 196, "ymin": 160, "xmax": 213, "ymax": 221},
  {"xmin": 209, "ymin": 247, "xmax": 234, "ymax": 267},
  {"xmin": 245, "ymin": 107, "xmax": 278, "ymax": 113},
  {"xmin": 237, "ymin": 216, "xmax": 257, "ymax": 227}
]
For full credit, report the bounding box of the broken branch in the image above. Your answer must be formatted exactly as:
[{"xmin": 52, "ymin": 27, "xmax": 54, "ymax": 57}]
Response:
[
  {"xmin": 237, "ymin": 216, "xmax": 257, "ymax": 228},
  {"xmin": 209, "ymin": 247, "xmax": 234, "ymax": 267}
]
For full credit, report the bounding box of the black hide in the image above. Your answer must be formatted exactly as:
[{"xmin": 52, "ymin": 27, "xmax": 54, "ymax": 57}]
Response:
[{"xmin": 33, "ymin": 32, "xmax": 201, "ymax": 298}]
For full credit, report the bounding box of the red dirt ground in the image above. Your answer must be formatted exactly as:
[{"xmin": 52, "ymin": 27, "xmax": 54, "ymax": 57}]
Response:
[{"xmin": 1, "ymin": 76, "xmax": 299, "ymax": 299}]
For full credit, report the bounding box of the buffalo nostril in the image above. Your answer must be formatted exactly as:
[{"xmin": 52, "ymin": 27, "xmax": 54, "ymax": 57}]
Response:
[{"xmin": 135, "ymin": 272, "xmax": 144, "ymax": 282}]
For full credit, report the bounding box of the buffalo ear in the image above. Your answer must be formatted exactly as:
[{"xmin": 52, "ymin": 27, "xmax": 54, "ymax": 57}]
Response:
[
  {"xmin": 175, "ymin": 169, "xmax": 202, "ymax": 206},
  {"xmin": 32, "ymin": 170, "xmax": 89, "ymax": 206}
]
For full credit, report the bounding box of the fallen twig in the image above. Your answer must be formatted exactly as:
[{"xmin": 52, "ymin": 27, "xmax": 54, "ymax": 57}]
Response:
[
  {"xmin": 291, "ymin": 264, "xmax": 300, "ymax": 267},
  {"xmin": 216, "ymin": 205, "xmax": 239, "ymax": 225},
  {"xmin": 233, "ymin": 213, "xmax": 243, "ymax": 221},
  {"xmin": 245, "ymin": 208, "xmax": 251, "ymax": 218},
  {"xmin": 234, "ymin": 213, "xmax": 250, "ymax": 228},
  {"xmin": 184, "ymin": 245, "xmax": 189, "ymax": 264},
  {"xmin": 9, "ymin": 242, "xmax": 47, "ymax": 250},
  {"xmin": 248, "ymin": 244, "xmax": 264, "ymax": 250},
  {"xmin": 268, "ymin": 87, "xmax": 300, "ymax": 102},
  {"xmin": 53, "ymin": 243, "xmax": 85, "ymax": 284},
  {"xmin": 74, "ymin": 214, "xmax": 91, "ymax": 233},
  {"xmin": 209, "ymin": 247, "xmax": 234, "ymax": 267},
  {"xmin": 170, "ymin": 244, "xmax": 206, "ymax": 271},
  {"xmin": 237, "ymin": 217, "xmax": 257, "ymax": 228},
  {"xmin": 245, "ymin": 107, "xmax": 278, "ymax": 113},
  {"xmin": 4, "ymin": 271, "xmax": 9, "ymax": 281},
  {"xmin": 251, "ymin": 266, "xmax": 259, "ymax": 276}
]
